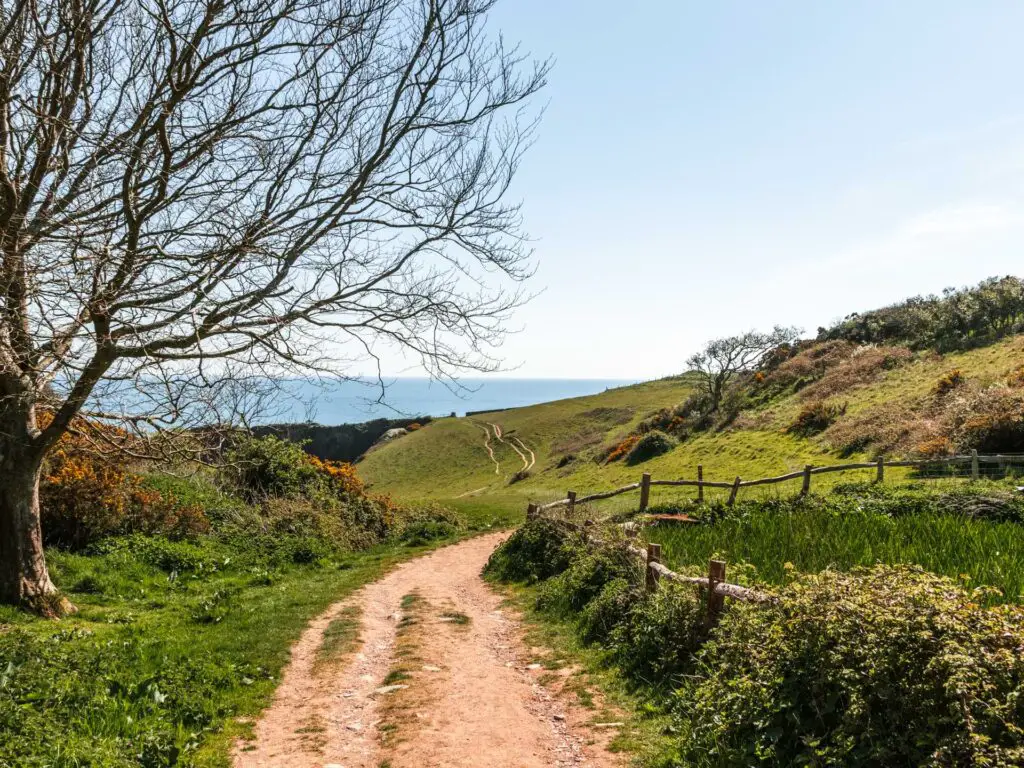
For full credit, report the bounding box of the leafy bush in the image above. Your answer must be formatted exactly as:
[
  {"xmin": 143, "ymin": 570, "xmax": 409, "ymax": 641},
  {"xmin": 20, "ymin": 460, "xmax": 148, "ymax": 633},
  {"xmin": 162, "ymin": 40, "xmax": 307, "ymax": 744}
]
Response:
[
  {"xmin": 41, "ymin": 448, "xmax": 209, "ymax": 549},
  {"xmin": 675, "ymin": 567, "xmax": 1024, "ymax": 766},
  {"xmin": 788, "ymin": 399, "xmax": 846, "ymax": 436},
  {"xmin": 820, "ymin": 275, "xmax": 1024, "ymax": 352},
  {"xmin": 483, "ymin": 517, "xmax": 585, "ymax": 583},
  {"xmin": 224, "ymin": 435, "xmax": 323, "ymax": 501},
  {"xmin": 625, "ymin": 430, "xmax": 677, "ymax": 464}
]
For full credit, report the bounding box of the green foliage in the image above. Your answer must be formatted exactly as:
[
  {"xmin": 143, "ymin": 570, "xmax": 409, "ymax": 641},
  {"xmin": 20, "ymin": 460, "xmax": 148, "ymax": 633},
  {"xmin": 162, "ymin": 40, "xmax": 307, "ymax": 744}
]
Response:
[
  {"xmin": 536, "ymin": 540, "xmax": 638, "ymax": 615},
  {"xmin": 490, "ymin": 503, "xmax": 1024, "ymax": 767},
  {"xmin": 648, "ymin": 483, "xmax": 1024, "ymax": 602},
  {"xmin": 224, "ymin": 434, "xmax": 323, "ymax": 501},
  {"xmin": 483, "ymin": 517, "xmax": 585, "ymax": 583},
  {"xmin": 626, "ymin": 430, "xmax": 677, "ymax": 464},
  {"xmin": 820, "ymin": 274, "xmax": 1024, "ymax": 352},
  {"xmin": 675, "ymin": 567, "xmax": 1024, "ymax": 766}
]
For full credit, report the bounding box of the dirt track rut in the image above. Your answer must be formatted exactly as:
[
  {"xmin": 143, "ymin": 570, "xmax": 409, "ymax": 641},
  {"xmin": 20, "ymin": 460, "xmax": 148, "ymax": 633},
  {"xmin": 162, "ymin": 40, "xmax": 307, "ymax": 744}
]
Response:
[{"xmin": 233, "ymin": 533, "xmax": 624, "ymax": 768}]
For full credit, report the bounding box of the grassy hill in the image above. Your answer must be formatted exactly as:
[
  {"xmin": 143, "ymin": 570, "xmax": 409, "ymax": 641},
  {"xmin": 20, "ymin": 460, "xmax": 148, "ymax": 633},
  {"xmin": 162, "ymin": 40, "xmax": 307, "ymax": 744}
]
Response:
[{"xmin": 359, "ymin": 332, "xmax": 1024, "ymax": 514}]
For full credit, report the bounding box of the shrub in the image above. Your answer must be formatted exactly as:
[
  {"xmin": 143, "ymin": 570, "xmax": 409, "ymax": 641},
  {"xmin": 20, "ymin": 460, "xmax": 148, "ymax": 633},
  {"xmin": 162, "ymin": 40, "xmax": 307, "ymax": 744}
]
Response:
[
  {"xmin": 223, "ymin": 435, "xmax": 322, "ymax": 501},
  {"xmin": 536, "ymin": 540, "xmax": 638, "ymax": 616},
  {"xmin": 625, "ymin": 430, "xmax": 676, "ymax": 464},
  {"xmin": 508, "ymin": 469, "xmax": 531, "ymax": 484},
  {"xmin": 483, "ymin": 518, "xmax": 585, "ymax": 583},
  {"xmin": 604, "ymin": 434, "xmax": 640, "ymax": 463},
  {"xmin": 916, "ymin": 434, "xmax": 955, "ymax": 458},
  {"xmin": 675, "ymin": 567, "xmax": 1024, "ymax": 766},
  {"xmin": 788, "ymin": 399, "xmax": 846, "ymax": 436},
  {"xmin": 946, "ymin": 385, "xmax": 1024, "ymax": 453},
  {"xmin": 935, "ymin": 368, "xmax": 966, "ymax": 395},
  {"xmin": 41, "ymin": 449, "xmax": 210, "ymax": 549}
]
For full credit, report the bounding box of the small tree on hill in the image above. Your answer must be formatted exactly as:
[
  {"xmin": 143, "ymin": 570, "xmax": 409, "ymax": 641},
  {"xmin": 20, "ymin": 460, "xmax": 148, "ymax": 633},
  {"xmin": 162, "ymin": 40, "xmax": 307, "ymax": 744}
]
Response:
[
  {"xmin": 687, "ymin": 326, "xmax": 802, "ymax": 412},
  {"xmin": 0, "ymin": 0, "xmax": 547, "ymax": 613}
]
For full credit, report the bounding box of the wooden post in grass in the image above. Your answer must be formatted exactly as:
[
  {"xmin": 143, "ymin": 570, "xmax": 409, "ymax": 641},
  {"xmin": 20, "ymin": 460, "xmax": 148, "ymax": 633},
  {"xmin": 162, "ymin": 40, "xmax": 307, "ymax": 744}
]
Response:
[
  {"xmin": 875, "ymin": 456, "xmax": 885, "ymax": 484},
  {"xmin": 697, "ymin": 464, "xmax": 704, "ymax": 503},
  {"xmin": 639, "ymin": 473, "xmax": 652, "ymax": 513},
  {"xmin": 971, "ymin": 449, "xmax": 980, "ymax": 481},
  {"xmin": 645, "ymin": 543, "xmax": 662, "ymax": 592},
  {"xmin": 706, "ymin": 559, "xmax": 726, "ymax": 627},
  {"xmin": 526, "ymin": 503, "xmax": 538, "ymax": 521},
  {"xmin": 567, "ymin": 490, "xmax": 576, "ymax": 516},
  {"xmin": 727, "ymin": 476, "xmax": 741, "ymax": 506},
  {"xmin": 801, "ymin": 465, "xmax": 812, "ymax": 496}
]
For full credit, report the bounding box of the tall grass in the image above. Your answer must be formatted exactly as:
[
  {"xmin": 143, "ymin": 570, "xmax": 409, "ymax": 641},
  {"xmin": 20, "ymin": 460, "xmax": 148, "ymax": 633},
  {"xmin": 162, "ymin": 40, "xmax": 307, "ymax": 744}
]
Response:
[{"xmin": 647, "ymin": 503, "xmax": 1024, "ymax": 603}]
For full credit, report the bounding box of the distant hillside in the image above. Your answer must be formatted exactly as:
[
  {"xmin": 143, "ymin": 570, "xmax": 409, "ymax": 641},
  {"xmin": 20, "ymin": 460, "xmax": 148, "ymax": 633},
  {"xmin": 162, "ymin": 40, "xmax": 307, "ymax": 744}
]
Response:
[
  {"xmin": 254, "ymin": 416, "xmax": 431, "ymax": 462},
  {"xmin": 359, "ymin": 277, "xmax": 1024, "ymax": 510}
]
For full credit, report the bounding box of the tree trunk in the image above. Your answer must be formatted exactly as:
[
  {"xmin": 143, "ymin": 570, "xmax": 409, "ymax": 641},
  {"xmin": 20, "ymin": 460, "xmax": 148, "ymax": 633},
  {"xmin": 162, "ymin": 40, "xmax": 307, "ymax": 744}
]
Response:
[{"xmin": 0, "ymin": 425, "xmax": 71, "ymax": 616}]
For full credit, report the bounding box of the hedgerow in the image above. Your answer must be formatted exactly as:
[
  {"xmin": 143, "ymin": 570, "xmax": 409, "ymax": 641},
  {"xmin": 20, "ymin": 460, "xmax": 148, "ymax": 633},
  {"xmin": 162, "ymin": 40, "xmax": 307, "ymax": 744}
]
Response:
[{"xmin": 489, "ymin": 505, "xmax": 1024, "ymax": 766}]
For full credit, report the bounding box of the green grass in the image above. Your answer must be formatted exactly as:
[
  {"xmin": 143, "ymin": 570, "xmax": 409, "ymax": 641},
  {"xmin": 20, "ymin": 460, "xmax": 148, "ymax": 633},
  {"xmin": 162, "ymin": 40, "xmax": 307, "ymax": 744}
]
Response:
[
  {"xmin": 0, "ymin": 527, "xmax": 485, "ymax": 767},
  {"xmin": 359, "ymin": 334, "xmax": 1024, "ymax": 514},
  {"xmin": 646, "ymin": 493, "xmax": 1024, "ymax": 603}
]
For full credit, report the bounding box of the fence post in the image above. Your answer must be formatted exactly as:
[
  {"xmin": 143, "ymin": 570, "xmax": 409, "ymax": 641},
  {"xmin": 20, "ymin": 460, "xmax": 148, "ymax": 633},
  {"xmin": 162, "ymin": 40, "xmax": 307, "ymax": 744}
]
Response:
[
  {"xmin": 707, "ymin": 559, "xmax": 726, "ymax": 627},
  {"xmin": 971, "ymin": 449, "xmax": 979, "ymax": 481},
  {"xmin": 567, "ymin": 490, "xmax": 576, "ymax": 516},
  {"xmin": 727, "ymin": 476, "xmax": 741, "ymax": 506},
  {"xmin": 697, "ymin": 464, "xmax": 704, "ymax": 503},
  {"xmin": 639, "ymin": 473, "xmax": 652, "ymax": 513},
  {"xmin": 645, "ymin": 543, "xmax": 662, "ymax": 592},
  {"xmin": 526, "ymin": 503, "xmax": 538, "ymax": 521},
  {"xmin": 875, "ymin": 456, "xmax": 884, "ymax": 484},
  {"xmin": 801, "ymin": 465, "xmax": 812, "ymax": 496}
]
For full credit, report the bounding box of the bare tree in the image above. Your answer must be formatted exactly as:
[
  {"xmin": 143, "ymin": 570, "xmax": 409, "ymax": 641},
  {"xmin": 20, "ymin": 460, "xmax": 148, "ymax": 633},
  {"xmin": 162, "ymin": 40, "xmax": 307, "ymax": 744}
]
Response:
[
  {"xmin": 686, "ymin": 326, "xmax": 802, "ymax": 412},
  {"xmin": 0, "ymin": 0, "xmax": 547, "ymax": 612}
]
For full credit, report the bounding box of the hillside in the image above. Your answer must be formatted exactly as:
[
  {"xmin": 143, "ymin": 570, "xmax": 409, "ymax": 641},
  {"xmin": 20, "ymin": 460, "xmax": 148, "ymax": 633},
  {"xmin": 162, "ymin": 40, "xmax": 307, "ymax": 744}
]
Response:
[{"xmin": 359, "ymin": 330, "xmax": 1024, "ymax": 511}]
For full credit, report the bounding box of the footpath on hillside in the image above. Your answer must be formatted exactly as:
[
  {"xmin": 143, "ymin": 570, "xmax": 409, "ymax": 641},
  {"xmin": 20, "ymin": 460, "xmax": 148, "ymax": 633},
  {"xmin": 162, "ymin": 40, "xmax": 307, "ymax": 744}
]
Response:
[{"xmin": 233, "ymin": 533, "xmax": 624, "ymax": 768}]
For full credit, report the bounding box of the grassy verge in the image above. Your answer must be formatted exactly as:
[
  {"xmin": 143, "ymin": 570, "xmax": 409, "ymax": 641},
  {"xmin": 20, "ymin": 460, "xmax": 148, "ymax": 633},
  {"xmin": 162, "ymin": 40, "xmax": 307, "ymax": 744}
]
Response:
[{"xmin": 0, "ymin": 521, "xmax": 497, "ymax": 767}]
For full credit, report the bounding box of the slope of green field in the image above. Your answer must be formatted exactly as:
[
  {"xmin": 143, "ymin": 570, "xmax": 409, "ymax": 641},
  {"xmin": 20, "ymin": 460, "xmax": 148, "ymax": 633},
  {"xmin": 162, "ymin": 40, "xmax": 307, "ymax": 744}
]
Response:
[{"xmin": 359, "ymin": 334, "xmax": 1024, "ymax": 513}]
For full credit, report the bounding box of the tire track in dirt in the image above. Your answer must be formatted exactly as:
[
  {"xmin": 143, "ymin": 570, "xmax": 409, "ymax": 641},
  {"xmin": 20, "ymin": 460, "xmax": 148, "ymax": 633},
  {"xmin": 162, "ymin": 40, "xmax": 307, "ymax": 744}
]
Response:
[
  {"xmin": 491, "ymin": 422, "xmax": 531, "ymax": 472},
  {"xmin": 470, "ymin": 420, "xmax": 501, "ymax": 474},
  {"xmin": 511, "ymin": 435, "xmax": 536, "ymax": 471},
  {"xmin": 233, "ymin": 534, "xmax": 625, "ymax": 768}
]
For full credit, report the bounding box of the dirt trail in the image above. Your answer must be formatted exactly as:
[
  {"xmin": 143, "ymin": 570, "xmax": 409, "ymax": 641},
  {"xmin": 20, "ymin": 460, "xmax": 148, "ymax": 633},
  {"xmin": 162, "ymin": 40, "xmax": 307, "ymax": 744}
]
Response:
[
  {"xmin": 234, "ymin": 533, "xmax": 624, "ymax": 768},
  {"xmin": 471, "ymin": 420, "xmax": 501, "ymax": 474},
  {"xmin": 491, "ymin": 422, "xmax": 533, "ymax": 472}
]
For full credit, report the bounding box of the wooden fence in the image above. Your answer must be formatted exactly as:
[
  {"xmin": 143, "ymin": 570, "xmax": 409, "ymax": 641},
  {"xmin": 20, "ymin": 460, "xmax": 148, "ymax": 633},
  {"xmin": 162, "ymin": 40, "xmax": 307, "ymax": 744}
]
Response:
[
  {"xmin": 526, "ymin": 450, "xmax": 1024, "ymax": 623},
  {"xmin": 528, "ymin": 450, "xmax": 1024, "ymax": 517}
]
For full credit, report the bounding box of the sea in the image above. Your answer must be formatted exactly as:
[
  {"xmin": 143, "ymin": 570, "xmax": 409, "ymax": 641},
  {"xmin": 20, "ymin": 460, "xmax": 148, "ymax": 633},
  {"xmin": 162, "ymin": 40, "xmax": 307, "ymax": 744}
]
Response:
[{"xmin": 268, "ymin": 377, "xmax": 637, "ymax": 425}]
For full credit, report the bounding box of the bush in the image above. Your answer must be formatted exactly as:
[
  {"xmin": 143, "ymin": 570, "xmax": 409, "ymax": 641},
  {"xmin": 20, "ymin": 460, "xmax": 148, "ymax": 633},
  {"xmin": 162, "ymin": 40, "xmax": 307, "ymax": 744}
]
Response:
[
  {"xmin": 675, "ymin": 567, "xmax": 1024, "ymax": 766},
  {"xmin": 625, "ymin": 430, "xmax": 676, "ymax": 464},
  {"xmin": 788, "ymin": 399, "xmax": 846, "ymax": 436},
  {"xmin": 935, "ymin": 368, "xmax": 966, "ymax": 395},
  {"xmin": 603, "ymin": 434, "xmax": 640, "ymax": 463},
  {"xmin": 41, "ymin": 449, "xmax": 210, "ymax": 549},
  {"xmin": 223, "ymin": 435, "xmax": 322, "ymax": 501},
  {"xmin": 483, "ymin": 518, "xmax": 585, "ymax": 583}
]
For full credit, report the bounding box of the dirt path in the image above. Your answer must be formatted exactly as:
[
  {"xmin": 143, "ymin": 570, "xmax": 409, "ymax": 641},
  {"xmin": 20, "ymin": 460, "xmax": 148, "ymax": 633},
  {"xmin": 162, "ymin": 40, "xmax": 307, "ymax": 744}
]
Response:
[
  {"xmin": 491, "ymin": 422, "xmax": 532, "ymax": 472},
  {"xmin": 471, "ymin": 420, "xmax": 501, "ymax": 474},
  {"xmin": 234, "ymin": 534, "xmax": 624, "ymax": 768}
]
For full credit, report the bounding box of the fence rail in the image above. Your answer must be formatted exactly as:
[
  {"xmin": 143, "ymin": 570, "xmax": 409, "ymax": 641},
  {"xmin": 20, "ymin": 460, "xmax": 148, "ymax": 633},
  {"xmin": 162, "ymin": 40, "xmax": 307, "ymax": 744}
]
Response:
[
  {"xmin": 532, "ymin": 451, "xmax": 1024, "ymax": 515},
  {"xmin": 531, "ymin": 450, "xmax": 1024, "ymax": 623}
]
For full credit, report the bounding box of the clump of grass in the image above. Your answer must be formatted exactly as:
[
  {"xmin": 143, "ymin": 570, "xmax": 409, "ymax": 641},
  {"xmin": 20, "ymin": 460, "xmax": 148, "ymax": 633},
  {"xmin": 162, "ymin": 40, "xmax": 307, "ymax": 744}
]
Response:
[{"xmin": 315, "ymin": 605, "xmax": 362, "ymax": 668}]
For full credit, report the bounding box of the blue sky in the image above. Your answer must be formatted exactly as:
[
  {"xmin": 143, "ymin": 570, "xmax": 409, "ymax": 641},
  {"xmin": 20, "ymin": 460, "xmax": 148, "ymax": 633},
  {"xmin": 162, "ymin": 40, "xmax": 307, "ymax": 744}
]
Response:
[{"xmin": 398, "ymin": 2, "xmax": 1024, "ymax": 379}]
